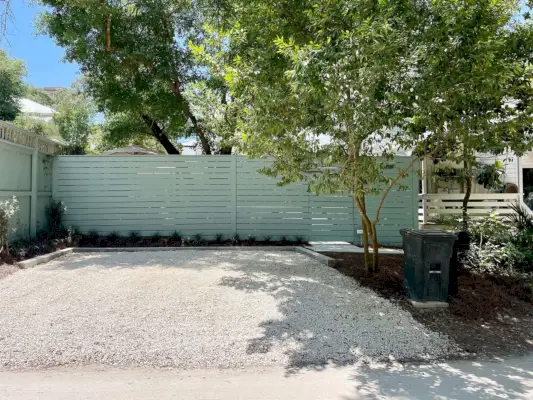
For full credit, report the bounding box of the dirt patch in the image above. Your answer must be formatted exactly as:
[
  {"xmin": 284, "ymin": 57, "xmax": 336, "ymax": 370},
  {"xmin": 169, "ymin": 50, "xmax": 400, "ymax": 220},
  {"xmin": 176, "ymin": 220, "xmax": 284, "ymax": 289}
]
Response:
[{"xmin": 325, "ymin": 252, "xmax": 533, "ymax": 360}]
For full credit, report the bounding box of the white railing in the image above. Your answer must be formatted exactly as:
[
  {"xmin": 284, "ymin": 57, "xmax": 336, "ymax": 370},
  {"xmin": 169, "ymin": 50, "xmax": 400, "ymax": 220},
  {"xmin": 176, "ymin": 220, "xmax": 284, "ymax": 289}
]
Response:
[
  {"xmin": 0, "ymin": 120, "xmax": 60, "ymax": 154},
  {"xmin": 419, "ymin": 193, "xmax": 522, "ymax": 224}
]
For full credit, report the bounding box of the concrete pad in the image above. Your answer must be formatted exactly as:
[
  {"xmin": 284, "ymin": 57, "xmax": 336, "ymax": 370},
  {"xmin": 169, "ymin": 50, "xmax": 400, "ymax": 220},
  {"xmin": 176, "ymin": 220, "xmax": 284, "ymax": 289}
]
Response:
[
  {"xmin": 2, "ymin": 356, "xmax": 533, "ymax": 399},
  {"xmin": 309, "ymin": 243, "xmax": 403, "ymax": 255},
  {"xmin": 16, "ymin": 248, "xmax": 73, "ymax": 269},
  {"xmin": 410, "ymin": 300, "xmax": 449, "ymax": 309}
]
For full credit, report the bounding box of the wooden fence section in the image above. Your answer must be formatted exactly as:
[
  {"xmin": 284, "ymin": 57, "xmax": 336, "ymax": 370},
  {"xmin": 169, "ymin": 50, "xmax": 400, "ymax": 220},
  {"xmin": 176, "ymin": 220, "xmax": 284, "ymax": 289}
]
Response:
[
  {"xmin": 53, "ymin": 155, "xmax": 418, "ymax": 245},
  {"xmin": 0, "ymin": 138, "xmax": 54, "ymax": 240},
  {"xmin": 419, "ymin": 193, "xmax": 521, "ymax": 224}
]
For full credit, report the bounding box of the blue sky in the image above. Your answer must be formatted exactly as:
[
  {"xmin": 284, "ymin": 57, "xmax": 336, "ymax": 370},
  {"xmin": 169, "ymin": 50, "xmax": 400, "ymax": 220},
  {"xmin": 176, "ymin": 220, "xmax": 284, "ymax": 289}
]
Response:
[{"xmin": 1, "ymin": 0, "xmax": 79, "ymax": 88}]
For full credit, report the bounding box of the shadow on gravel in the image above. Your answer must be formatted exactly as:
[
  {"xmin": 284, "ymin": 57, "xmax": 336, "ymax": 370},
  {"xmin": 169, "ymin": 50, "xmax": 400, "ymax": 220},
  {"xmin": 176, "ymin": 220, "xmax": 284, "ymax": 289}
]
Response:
[
  {"xmin": 345, "ymin": 357, "xmax": 533, "ymax": 399},
  {"xmin": 219, "ymin": 254, "xmax": 454, "ymax": 374}
]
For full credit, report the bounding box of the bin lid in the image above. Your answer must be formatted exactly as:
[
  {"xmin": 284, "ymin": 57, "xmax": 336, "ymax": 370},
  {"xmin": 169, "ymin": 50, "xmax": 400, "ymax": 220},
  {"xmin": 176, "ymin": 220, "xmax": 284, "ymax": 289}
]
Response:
[{"xmin": 400, "ymin": 228, "xmax": 457, "ymax": 238}]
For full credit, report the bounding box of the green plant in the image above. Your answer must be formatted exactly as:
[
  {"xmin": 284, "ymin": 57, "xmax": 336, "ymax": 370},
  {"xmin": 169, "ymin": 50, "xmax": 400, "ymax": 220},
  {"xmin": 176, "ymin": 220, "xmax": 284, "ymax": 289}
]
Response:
[
  {"xmin": 295, "ymin": 236, "xmax": 305, "ymax": 244},
  {"xmin": 45, "ymin": 199, "xmax": 67, "ymax": 238},
  {"xmin": 429, "ymin": 214, "xmax": 461, "ymax": 228},
  {"xmin": 0, "ymin": 196, "xmax": 19, "ymax": 254},
  {"xmin": 233, "ymin": 233, "xmax": 240, "ymax": 244},
  {"xmin": 192, "ymin": 233, "xmax": 205, "ymax": 246},
  {"xmin": 215, "ymin": 233, "xmax": 224, "ymax": 243},
  {"xmin": 508, "ymin": 202, "xmax": 533, "ymax": 232},
  {"xmin": 152, "ymin": 232, "xmax": 162, "ymax": 243},
  {"xmin": 170, "ymin": 230, "xmax": 182, "ymax": 242},
  {"xmin": 107, "ymin": 231, "xmax": 120, "ymax": 244},
  {"xmin": 468, "ymin": 212, "xmax": 510, "ymax": 246},
  {"xmin": 36, "ymin": 230, "xmax": 48, "ymax": 241},
  {"xmin": 247, "ymin": 235, "xmax": 256, "ymax": 244},
  {"xmin": 476, "ymin": 161, "xmax": 505, "ymax": 190},
  {"xmin": 128, "ymin": 231, "xmax": 140, "ymax": 244},
  {"xmin": 460, "ymin": 205, "xmax": 533, "ymax": 275},
  {"xmin": 280, "ymin": 236, "xmax": 289, "ymax": 245},
  {"xmin": 263, "ymin": 235, "xmax": 271, "ymax": 243},
  {"xmin": 86, "ymin": 230, "xmax": 99, "ymax": 245}
]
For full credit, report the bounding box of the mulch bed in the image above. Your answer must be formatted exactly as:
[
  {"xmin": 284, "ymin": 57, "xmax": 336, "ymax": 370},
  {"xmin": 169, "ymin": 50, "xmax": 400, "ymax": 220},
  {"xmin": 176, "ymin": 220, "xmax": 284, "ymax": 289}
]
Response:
[{"xmin": 325, "ymin": 252, "xmax": 533, "ymax": 360}]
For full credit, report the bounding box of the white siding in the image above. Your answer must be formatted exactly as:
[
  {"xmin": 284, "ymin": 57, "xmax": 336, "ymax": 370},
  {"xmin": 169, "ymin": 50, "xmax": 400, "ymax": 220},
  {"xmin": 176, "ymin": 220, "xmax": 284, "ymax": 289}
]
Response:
[{"xmin": 476, "ymin": 152, "xmax": 518, "ymax": 186}]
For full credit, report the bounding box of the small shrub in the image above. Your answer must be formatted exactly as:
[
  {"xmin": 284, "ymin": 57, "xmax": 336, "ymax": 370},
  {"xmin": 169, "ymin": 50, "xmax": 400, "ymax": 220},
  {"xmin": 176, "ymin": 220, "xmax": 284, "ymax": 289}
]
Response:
[
  {"xmin": 96, "ymin": 235, "xmax": 108, "ymax": 247},
  {"xmin": 508, "ymin": 202, "xmax": 533, "ymax": 232},
  {"xmin": 86, "ymin": 230, "xmax": 99, "ymax": 245},
  {"xmin": 151, "ymin": 232, "xmax": 163, "ymax": 246},
  {"xmin": 45, "ymin": 199, "xmax": 67, "ymax": 238},
  {"xmin": 263, "ymin": 235, "xmax": 272, "ymax": 243},
  {"xmin": 468, "ymin": 212, "xmax": 510, "ymax": 245},
  {"xmin": 280, "ymin": 236, "xmax": 289, "ymax": 245},
  {"xmin": 128, "ymin": 231, "xmax": 140, "ymax": 245},
  {"xmin": 461, "ymin": 208, "xmax": 533, "ymax": 276},
  {"xmin": 295, "ymin": 236, "xmax": 305, "ymax": 244},
  {"xmin": 0, "ymin": 196, "xmax": 19, "ymax": 254},
  {"xmin": 192, "ymin": 233, "xmax": 205, "ymax": 246},
  {"xmin": 107, "ymin": 231, "xmax": 120, "ymax": 245},
  {"xmin": 170, "ymin": 230, "xmax": 182, "ymax": 242},
  {"xmin": 248, "ymin": 235, "xmax": 257, "ymax": 245},
  {"xmin": 36, "ymin": 230, "xmax": 48, "ymax": 241},
  {"xmin": 215, "ymin": 233, "xmax": 224, "ymax": 244},
  {"xmin": 233, "ymin": 233, "xmax": 240, "ymax": 244}
]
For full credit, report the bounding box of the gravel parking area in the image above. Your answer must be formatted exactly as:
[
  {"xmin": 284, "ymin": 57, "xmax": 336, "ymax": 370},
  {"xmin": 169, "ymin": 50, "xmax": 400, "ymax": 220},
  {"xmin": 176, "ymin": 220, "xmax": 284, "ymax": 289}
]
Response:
[{"xmin": 0, "ymin": 250, "xmax": 458, "ymax": 370}]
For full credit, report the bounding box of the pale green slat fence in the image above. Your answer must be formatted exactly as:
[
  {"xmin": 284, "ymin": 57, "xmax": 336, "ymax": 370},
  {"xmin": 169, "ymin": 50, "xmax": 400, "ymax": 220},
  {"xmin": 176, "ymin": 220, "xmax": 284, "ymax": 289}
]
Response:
[
  {"xmin": 53, "ymin": 155, "xmax": 417, "ymax": 245},
  {"xmin": 0, "ymin": 139, "xmax": 54, "ymax": 240}
]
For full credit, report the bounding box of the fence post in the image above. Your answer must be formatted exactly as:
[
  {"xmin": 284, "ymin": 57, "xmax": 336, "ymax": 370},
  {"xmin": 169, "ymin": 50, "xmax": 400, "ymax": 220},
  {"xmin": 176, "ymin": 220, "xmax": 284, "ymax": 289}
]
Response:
[
  {"xmin": 413, "ymin": 171, "xmax": 422, "ymax": 229},
  {"xmin": 230, "ymin": 155, "xmax": 237, "ymax": 235},
  {"xmin": 30, "ymin": 137, "xmax": 39, "ymax": 237}
]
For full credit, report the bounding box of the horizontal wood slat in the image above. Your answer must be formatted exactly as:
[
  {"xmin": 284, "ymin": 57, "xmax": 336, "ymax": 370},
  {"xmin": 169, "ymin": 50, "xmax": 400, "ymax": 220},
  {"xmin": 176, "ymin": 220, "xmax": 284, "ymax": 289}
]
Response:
[{"xmin": 53, "ymin": 155, "xmax": 418, "ymax": 244}]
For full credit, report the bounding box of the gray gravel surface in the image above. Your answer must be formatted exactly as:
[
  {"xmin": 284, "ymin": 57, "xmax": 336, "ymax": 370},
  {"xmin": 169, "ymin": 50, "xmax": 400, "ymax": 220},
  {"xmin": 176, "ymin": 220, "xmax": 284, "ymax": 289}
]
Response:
[{"xmin": 0, "ymin": 250, "xmax": 459, "ymax": 370}]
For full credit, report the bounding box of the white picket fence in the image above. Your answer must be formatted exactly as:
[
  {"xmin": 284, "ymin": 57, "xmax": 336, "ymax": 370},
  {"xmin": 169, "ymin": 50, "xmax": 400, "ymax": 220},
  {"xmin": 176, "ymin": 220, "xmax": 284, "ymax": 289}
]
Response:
[{"xmin": 419, "ymin": 193, "xmax": 522, "ymax": 224}]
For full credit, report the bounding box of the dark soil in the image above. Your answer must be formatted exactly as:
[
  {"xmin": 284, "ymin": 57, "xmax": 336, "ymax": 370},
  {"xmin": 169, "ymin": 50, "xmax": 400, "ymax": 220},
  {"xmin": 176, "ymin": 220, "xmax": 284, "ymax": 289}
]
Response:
[{"xmin": 325, "ymin": 252, "xmax": 533, "ymax": 360}]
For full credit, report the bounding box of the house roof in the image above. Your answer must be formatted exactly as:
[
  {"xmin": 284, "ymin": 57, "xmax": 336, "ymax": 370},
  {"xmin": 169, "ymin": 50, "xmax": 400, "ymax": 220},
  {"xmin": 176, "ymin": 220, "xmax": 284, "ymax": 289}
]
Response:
[
  {"xmin": 103, "ymin": 145, "xmax": 162, "ymax": 155},
  {"xmin": 19, "ymin": 98, "xmax": 56, "ymax": 116}
]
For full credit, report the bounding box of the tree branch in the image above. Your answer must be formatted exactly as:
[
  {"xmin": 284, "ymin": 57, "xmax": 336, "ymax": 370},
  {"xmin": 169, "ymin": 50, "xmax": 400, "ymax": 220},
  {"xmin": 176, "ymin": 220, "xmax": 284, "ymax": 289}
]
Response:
[
  {"xmin": 170, "ymin": 80, "xmax": 212, "ymax": 155},
  {"xmin": 141, "ymin": 115, "xmax": 180, "ymax": 154}
]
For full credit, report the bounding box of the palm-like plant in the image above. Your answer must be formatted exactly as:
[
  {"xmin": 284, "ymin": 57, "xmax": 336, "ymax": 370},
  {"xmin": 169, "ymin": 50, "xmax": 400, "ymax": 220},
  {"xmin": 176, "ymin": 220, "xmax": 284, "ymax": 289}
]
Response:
[{"xmin": 508, "ymin": 202, "xmax": 533, "ymax": 231}]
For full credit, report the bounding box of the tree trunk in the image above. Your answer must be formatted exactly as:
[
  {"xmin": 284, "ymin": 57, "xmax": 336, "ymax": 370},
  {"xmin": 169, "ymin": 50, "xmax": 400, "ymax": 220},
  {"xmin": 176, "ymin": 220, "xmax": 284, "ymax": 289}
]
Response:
[
  {"xmin": 188, "ymin": 111, "xmax": 212, "ymax": 155},
  {"xmin": 219, "ymin": 143, "xmax": 233, "ymax": 155},
  {"xmin": 462, "ymin": 159, "xmax": 472, "ymax": 232},
  {"xmin": 371, "ymin": 222, "xmax": 379, "ymax": 273},
  {"xmin": 354, "ymin": 193, "xmax": 373, "ymax": 273},
  {"xmin": 141, "ymin": 115, "xmax": 180, "ymax": 154},
  {"xmin": 170, "ymin": 81, "xmax": 212, "ymax": 155}
]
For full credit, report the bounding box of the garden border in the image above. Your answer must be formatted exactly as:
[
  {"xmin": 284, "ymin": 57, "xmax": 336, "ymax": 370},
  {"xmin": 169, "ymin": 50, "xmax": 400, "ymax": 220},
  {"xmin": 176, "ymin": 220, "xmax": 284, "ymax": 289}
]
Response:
[{"xmin": 16, "ymin": 246, "xmax": 336, "ymax": 269}]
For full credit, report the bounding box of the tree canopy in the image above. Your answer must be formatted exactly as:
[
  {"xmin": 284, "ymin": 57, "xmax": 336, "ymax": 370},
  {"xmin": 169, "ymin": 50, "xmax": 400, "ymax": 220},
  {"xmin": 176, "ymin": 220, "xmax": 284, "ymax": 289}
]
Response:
[
  {"xmin": 37, "ymin": 0, "xmax": 533, "ymax": 269},
  {"xmin": 0, "ymin": 50, "xmax": 25, "ymax": 121},
  {"xmin": 206, "ymin": 0, "xmax": 533, "ymax": 270},
  {"xmin": 39, "ymin": 0, "xmax": 237, "ymax": 154}
]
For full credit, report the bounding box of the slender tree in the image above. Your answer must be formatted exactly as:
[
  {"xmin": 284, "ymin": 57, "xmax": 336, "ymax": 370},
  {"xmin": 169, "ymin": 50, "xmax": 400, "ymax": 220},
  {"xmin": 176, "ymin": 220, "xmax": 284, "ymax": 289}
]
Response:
[{"xmin": 210, "ymin": 0, "xmax": 533, "ymax": 271}]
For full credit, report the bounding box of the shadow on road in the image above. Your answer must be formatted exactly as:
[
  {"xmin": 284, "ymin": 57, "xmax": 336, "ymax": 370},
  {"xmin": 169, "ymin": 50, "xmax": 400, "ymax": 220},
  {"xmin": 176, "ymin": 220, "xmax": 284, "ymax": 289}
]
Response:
[{"xmin": 343, "ymin": 357, "xmax": 533, "ymax": 399}]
